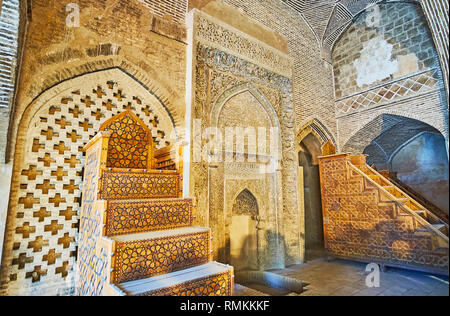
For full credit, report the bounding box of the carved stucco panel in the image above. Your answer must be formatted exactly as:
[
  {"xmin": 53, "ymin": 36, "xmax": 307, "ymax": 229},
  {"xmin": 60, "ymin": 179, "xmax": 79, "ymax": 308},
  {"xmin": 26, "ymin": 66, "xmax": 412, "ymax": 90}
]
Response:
[
  {"xmin": 191, "ymin": 35, "xmax": 300, "ymax": 268},
  {"xmin": 193, "ymin": 11, "xmax": 292, "ymax": 78}
]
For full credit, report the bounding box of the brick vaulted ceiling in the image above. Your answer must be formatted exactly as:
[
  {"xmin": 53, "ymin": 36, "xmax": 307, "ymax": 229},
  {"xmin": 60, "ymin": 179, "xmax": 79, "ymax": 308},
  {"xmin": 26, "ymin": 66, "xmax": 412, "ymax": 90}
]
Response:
[{"xmin": 281, "ymin": 0, "xmax": 419, "ymax": 53}]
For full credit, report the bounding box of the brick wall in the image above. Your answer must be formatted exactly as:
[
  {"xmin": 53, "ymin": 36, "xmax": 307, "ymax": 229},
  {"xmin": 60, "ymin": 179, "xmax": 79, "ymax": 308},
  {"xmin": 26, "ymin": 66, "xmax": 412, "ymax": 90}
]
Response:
[
  {"xmin": 139, "ymin": 0, "xmax": 187, "ymax": 24},
  {"xmin": 0, "ymin": 0, "xmax": 447, "ymax": 296},
  {"xmin": 0, "ymin": 0, "xmax": 20, "ymax": 163},
  {"xmin": 333, "ymin": 2, "xmax": 441, "ymax": 99},
  {"xmin": 5, "ymin": 0, "xmax": 188, "ymax": 164},
  {"xmin": 220, "ymin": 0, "xmax": 338, "ymax": 140},
  {"xmin": 0, "ymin": 0, "xmax": 188, "ymax": 296},
  {"xmin": 333, "ymin": 2, "xmax": 448, "ymax": 154},
  {"xmin": 420, "ymin": 0, "xmax": 449, "ymax": 101},
  {"xmin": 338, "ymin": 89, "xmax": 448, "ymax": 149},
  {"xmin": 0, "ymin": 0, "xmax": 20, "ymax": 106}
]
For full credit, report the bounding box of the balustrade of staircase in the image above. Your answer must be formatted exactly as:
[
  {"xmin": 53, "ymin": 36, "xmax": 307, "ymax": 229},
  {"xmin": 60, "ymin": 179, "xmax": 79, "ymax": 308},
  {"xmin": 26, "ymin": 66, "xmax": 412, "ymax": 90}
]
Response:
[{"xmin": 318, "ymin": 153, "xmax": 448, "ymax": 275}]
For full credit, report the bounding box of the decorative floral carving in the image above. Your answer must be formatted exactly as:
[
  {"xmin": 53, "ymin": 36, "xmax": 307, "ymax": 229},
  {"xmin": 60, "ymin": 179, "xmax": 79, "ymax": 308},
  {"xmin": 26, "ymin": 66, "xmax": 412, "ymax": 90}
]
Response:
[
  {"xmin": 195, "ymin": 14, "xmax": 292, "ymax": 77},
  {"xmin": 196, "ymin": 44, "xmax": 292, "ymax": 93},
  {"xmin": 192, "ymin": 15, "xmax": 300, "ymax": 266}
]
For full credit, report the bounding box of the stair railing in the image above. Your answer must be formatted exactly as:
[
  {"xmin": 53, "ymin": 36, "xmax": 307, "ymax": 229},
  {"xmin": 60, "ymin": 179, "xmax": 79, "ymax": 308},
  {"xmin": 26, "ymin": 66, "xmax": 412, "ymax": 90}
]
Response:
[
  {"xmin": 384, "ymin": 173, "xmax": 449, "ymax": 224},
  {"xmin": 348, "ymin": 162, "xmax": 449, "ymax": 243},
  {"xmin": 364, "ymin": 164, "xmax": 448, "ymax": 229}
]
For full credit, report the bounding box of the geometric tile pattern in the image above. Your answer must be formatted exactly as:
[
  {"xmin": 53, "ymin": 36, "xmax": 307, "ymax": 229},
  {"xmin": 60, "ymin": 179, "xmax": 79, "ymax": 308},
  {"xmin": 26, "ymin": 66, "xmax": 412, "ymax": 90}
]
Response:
[
  {"xmin": 100, "ymin": 111, "xmax": 153, "ymax": 169},
  {"xmin": 100, "ymin": 170, "xmax": 181, "ymax": 200},
  {"xmin": 75, "ymin": 111, "xmax": 233, "ymax": 296},
  {"xmin": 9, "ymin": 79, "xmax": 171, "ymax": 294},
  {"xmin": 75, "ymin": 137, "xmax": 109, "ymax": 296},
  {"xmin": 106, "ymin": 198, "xmax": 194, "ymax": 236},
  {"xmin": 137, "ymin": 271, "xmax": 233, "ymax": 296},
  {"xmin": 113, "ymin": 230, "xmax": 211, "ymax": 283},
  {"xmin": 336, "ymin": 69, "xmax": 440, "ymax": 116},
  {"xmin": 319, "ymin": 154, "xmax": 449, "ymax": 274}
]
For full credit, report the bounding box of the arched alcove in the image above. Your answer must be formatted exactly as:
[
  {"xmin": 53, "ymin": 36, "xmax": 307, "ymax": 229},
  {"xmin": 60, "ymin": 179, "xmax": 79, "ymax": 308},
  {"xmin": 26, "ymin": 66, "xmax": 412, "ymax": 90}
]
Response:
[
  {"xmin": 388, "ymin": 131, "xmax": 448, "ymax": 213},
  {"xmin": 212, "ymin": 83, "xmax": 281, "ymax": 131},
  {"xmin": 1, "ymin": 68, "xmax": 177, "ymax": 295},
  {"xmin": 297, "ymin": 119, "xmax": 337, "ymax": 150},
  {"xmin": 331, "ymin": 1, "xmax": 442, "ymax": 98},
  {"xmin": 230, "ymin": 189, "xmax": 259, "ymax": 271},
  {"xmin": 343, "ymin": 114, "xmax": 442, "ymax": 157},
  {"xmin": 298, "ymin": 133, "xmax": 325, "ymax": 261},
  {"xmin": 206, "ymin": 83, "xmax": 285, "ymax": 271},
  {"xmin": 344, "ymin": 114, "xmax": 449, "ymax": 215}
]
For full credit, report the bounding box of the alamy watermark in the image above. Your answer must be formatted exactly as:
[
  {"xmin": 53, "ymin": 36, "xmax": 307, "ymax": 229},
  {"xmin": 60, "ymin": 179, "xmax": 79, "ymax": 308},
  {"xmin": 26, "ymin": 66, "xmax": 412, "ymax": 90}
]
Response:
[
  {"xmin": 365, "ymin": 263, "xmax": 381, "ymax": 288},
  {"xmin": 365, "ymin": 4, "xmax": 381, "ymax": 28},
  {"xmin": 190, "ymin": 119, "xmax": 282, "ymax": 174},
  {"xmin": 66, "ymin": 3, "xmax": 80, "ymax": 28}
]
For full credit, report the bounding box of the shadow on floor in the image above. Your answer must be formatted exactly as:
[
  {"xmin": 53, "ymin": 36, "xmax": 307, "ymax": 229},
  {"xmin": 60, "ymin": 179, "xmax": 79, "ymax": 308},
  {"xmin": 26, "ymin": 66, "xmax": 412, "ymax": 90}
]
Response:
[
  {"xmin": 234, "ymin": 270, "xmax": 306, "ymax": 296},
  {"xmin": 234, "ymin": 258, "xmax": 449, "ymax": 296}
]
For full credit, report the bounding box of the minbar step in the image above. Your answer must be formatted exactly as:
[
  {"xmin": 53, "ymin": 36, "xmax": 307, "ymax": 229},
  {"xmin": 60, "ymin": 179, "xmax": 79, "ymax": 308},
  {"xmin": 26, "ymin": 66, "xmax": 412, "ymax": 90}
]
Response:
[
  {"xmin": 100, "ymin": 168, "xmax": 181, "ymax": 201},
  {"xmin": 111, "ymin": 227, "xmax": 212, "ymax": 284},
  {"xmin": 118, "ymin": 262, "xmax": 234, "ymax": 296},
  {"xmin": 106, "ymin": 198, "xmax": 195, "ymax": 236}
]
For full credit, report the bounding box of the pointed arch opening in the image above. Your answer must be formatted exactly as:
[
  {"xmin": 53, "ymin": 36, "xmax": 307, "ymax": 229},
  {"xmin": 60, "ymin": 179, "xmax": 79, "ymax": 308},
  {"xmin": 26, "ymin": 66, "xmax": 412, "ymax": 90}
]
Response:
[
  {"xmin": 344, "ymin": 113, "xmax": 449, "ymax": 215},
  {"xmin": 298, "ymin": 133, "xmax": 325, "ymax": 261},
  {"xmin": 1, "ymin": 68, "xmax": 179, "ymax": 295},
  {"xmin": 230, "ymin": 189, "xmax": 260, "ymax": 271}
]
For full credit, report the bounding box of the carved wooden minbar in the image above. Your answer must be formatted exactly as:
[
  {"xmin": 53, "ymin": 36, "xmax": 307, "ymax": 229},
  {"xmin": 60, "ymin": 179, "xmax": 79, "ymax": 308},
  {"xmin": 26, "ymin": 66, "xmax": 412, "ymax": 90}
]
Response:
[
  {"xmin": 319, "ymin": 153, "xmax": 449, "ymax": 275},
  {"xmin": 75, "ymin": 111, "xmax": 234, "ymax": 296}
]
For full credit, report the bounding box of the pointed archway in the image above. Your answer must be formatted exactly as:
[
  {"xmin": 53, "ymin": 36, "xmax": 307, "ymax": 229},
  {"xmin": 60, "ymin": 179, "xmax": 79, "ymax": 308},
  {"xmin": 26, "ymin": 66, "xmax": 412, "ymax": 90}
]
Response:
[
  {"xmin": 298, "ymin": 133, "xmax": 325, "ymax": 261},
  {"xmin": 0, "ymin": 68, "xmax": 177, "ymax": 295},
  {"xmin": 230, "ymin": 189, "xmax": 259, "ymax": 271},
  {"xmin": 344, "ymin": 113, "xmax": 449, "ymax": 214}
]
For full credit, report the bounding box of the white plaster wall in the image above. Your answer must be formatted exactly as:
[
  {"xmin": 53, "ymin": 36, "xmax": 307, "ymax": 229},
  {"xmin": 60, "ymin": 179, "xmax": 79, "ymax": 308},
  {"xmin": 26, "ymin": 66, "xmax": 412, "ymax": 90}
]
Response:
[
  {"xmin": 354, "ymin": 35, "xmax": 398, "ymax": 88},
  {"xmin": 0, "ymin": 162, "xmax": 12, "ymax": 260}
]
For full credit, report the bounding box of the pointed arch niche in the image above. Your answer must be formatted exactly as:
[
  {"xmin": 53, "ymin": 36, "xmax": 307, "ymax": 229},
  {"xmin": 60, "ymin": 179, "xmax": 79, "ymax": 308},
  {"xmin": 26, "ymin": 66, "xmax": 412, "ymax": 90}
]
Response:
[
  {"xmin": 230, "ymin": 189, "xmax": 259, "ymax": 271},
  {"xmin": 295, "ymin": 119, "xmax": 336, "ymax": 262},
  {"xmin": 207, "ymin": 84, "xmax": 285, "ymax": 271},
  {"xmin": 1, "ymin": 68, "xmax": 177, "ymax": 295}
]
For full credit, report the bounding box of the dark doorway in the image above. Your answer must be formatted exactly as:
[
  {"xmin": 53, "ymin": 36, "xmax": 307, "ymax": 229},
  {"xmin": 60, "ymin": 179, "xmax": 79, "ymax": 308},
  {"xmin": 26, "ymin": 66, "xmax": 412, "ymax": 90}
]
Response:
[
  {"xmin": 299, "ymin": 134, "xmax": 325, "ymax": 261},
  {"xmin": 355, "ymin": 115, "xmax": 450, "ymax": 216},
  {"xmin": 230, "ymin": 189, "xmax": 259, "ymax": 271}
]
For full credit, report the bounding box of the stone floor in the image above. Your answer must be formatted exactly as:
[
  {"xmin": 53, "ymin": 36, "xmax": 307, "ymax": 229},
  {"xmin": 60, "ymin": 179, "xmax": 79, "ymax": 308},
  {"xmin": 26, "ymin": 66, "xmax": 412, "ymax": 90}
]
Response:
[{"xmin": 234, "ymin": 258, "xmax": 449, "ymax": 296}]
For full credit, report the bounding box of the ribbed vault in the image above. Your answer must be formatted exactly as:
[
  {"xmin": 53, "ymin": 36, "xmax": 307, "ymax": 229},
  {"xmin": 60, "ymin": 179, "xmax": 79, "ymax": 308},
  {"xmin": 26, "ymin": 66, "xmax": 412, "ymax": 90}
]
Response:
[{"xmin": 281, "ymin": 0, "xmax": 420, "ymax": 52}]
